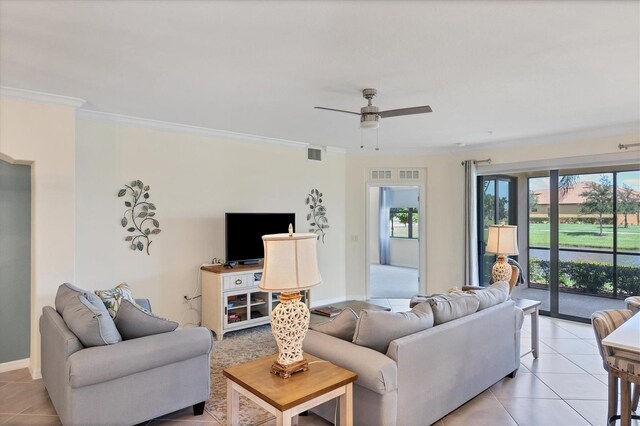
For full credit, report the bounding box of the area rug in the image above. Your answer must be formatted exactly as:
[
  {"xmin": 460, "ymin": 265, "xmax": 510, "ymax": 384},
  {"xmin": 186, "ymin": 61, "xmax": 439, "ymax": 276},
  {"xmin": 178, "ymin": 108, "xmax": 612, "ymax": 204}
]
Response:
[{"xmin": 205, "ymin": 324, "xmax": 278, "ymax": 425}]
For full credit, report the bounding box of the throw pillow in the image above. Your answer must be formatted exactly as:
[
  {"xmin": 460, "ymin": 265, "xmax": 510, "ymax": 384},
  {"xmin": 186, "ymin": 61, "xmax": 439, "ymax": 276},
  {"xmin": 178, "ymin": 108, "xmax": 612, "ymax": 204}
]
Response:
[
  {"xmin": 95, "ymin": 283, "xmax": 149, "ymax": 318},
  {"xmin": 309, "ymin": 308, "xmax": 358, "ymax": 341},
  {"xmin": 113, "ymin": 299, "xmax": 178, "ymax": 340},
  {"xmin": 352, "ymin": 302, "xmax": 434, "ymax": 353},
  {"xmin": 55, "ymin": 283, "xmax": 122, "ymax": 346},
  {"xmin": 467, "ymin": 281, "xmax": 509, "ymax": 311},
  {"xmin": 428, "ymin": 293, "xmax": 479, "ymax": 325},
  {"xmin": 62, "ymin": 294, "xmax": 122, "ymax": 347}
]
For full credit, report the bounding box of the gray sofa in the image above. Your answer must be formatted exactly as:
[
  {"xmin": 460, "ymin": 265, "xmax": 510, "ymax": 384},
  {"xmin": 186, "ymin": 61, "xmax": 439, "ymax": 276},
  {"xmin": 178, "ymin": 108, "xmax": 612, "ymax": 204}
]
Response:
[
  {"xmin": 303, "ymin": 300, "xmax": 523, "ymax": 426},
  {"xmin": 40, "ymin": 302, "xmax": 213, "ymax": 425}
]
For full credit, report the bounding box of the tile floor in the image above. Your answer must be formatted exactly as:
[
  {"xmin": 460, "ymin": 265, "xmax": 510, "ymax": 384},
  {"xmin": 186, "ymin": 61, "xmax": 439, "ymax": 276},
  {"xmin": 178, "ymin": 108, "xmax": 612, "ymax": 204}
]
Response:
[{"xmin": 1, "ymin": 313, "xmax": 638, "ymax": 425}]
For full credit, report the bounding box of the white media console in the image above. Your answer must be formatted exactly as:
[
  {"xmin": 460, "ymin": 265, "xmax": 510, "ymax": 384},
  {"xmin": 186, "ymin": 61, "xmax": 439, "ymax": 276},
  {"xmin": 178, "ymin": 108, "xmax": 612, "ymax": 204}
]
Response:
[{"xmin": 200, "ymin": 264, "xmax": 309, "ymax": 340}]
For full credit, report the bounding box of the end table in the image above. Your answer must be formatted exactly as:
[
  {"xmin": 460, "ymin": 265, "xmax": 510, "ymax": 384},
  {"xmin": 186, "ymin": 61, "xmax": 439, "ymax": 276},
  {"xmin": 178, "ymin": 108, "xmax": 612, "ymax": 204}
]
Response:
[
  {"xmin": 223, "ymin": 352, "xmax": 357, "ymax": 426},
  {"xmin": 513, "ymin": 298, "xmax": 541, "ymax": 359}
]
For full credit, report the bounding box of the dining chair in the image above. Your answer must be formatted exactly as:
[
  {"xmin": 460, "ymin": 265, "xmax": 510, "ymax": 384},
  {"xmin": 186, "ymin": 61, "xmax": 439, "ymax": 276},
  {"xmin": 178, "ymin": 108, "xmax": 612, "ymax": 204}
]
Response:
[
  {"xmin": 626, "ymin": 296, "xmax": 640, "ymax": 315},
  {"xmin": 592, "ymin": 309, "xmax": 640, "ymax": 425}
]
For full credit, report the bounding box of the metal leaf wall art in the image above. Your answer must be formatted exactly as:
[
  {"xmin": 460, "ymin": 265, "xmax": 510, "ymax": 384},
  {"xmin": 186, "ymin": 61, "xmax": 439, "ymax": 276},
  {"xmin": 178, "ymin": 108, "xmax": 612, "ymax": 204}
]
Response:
[
  {"xmin": 118, "ymin": 180, "xmax": 161, "ymax": 255},
  {"xmin": 305, "ymin": 188, "xmax": 329, "ymax": 243}
]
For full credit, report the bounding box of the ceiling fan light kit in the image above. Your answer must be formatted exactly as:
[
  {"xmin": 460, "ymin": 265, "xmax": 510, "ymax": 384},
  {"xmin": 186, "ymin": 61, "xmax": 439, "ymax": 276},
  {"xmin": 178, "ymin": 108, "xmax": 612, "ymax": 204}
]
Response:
[{"xmin": 315, "ymin": 88, "xmax": 432, "ymax": 147}]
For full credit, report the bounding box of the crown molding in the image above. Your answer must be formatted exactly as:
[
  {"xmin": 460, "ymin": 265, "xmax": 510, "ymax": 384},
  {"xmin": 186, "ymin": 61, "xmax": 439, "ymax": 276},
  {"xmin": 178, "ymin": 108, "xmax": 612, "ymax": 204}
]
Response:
[
  {"xmin": 0, "ymin": 86, "xmax": 86, "ymax": 108},
  {"xmin": 77, "ymin": 109, "xmax": 335, "ymax": 151}
]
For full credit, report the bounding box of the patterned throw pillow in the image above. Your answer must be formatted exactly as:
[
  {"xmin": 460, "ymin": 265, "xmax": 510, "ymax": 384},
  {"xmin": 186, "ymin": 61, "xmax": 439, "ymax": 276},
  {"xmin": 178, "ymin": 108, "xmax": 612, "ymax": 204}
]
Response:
[{"xmin": 95, "ymin": 283, "xmax": 149, "ymax": 318}]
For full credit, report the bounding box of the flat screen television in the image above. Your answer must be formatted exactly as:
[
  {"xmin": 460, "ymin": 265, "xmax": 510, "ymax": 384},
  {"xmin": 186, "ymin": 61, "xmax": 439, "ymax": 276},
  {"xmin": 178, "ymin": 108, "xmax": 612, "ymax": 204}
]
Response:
[{"xmin": 225, "ymin": 213, "xmax": 295, "ymax": 265}]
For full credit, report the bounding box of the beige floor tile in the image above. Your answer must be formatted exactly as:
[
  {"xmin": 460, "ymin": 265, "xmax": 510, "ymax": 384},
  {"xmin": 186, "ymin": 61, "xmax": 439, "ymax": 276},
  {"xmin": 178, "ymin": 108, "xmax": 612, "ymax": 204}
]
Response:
[
  {"xmin": 0, "ymin": 382, "xmax": 48, "ymax": 415},
  {"xmin": 519, "ymin": 362, "xmax": 531, "ymax": 373},
  {"xmin": 1, "ymin": 414, "xmax": 61, "ymax": 425},
  {"xmin": 565, "ymin": 399, "xmax": 640, "ymax": 426},
  {"xmin": 0, "ymin": 369, "xmax": 33, "ymax": 383},
  {"xmin": 0, "ymin": 414, "xmax": 15, "ymax": 425},
  {"xmin": 593, "ymin": 373, "xmax": 609, "ymax": 385},
  {"xmin": 441, "ymin": 396, "xmax": 516, "ymax": 425},
  {"xmin": 19, "ymin": 387, "xmax": 56, "ymax": 416},
  {"xmin": 500, "ymin": 398, "xmax": 590, "ymax": 425},
  {"xmin": 521, "ymin": 353, "xmax": 587, "ymax": 374},
  {"xmin": 562, "ymin": 354, "xmax": 607, "ymax": 375},
  {"xmin": 541, "ymin": 338, "xmax": 600, "ymax": 355},
  {"xmin": 0, "ymin": 383, "xmax": 8, "ymax": 390},
  {"xmin": 555, "ymin": 321, "xmax": 596, "ymax": 339},
  {"xmin": 491, "ymin": 372, "xmax": 559, "ymax": 399},
  {"xmin": 536, "ymin": 325, "xmax": 581, "ymax": 339},
  {"xmin": 535, "ymin": 373, "xmax": 608, "ymax": 400}
]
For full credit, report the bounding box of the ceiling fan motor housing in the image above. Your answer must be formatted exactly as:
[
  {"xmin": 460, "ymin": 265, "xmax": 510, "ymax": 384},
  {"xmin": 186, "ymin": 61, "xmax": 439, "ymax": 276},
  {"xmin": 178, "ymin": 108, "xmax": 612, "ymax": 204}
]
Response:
[{"xmin": 360, "ymin": 102, "xmax": 380, "ymax": 128}]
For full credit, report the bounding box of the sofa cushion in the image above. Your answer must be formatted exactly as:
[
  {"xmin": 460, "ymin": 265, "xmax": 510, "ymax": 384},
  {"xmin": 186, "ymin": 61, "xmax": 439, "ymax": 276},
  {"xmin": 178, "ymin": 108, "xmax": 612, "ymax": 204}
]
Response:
[
  {"xmin": 428, "ymin": 293, "xmax": 479, "ymax": 325},
  {"xmin": 113, "ymin": 299, "xmax": 178, "ymax": 340},
  {"xmin": 62, "ymin": 295, "xmax": 122, "ymax": 347},
  {"xmin": 95, "ymin": 283, "xmax": 149, "ymax": 318},
  {"xmin": 309, "ymin": 308, "xmax": 358, "ymax": 341},
  {"xmin": 352, "ymin": 302, "xmax": 434, "ymax": 353},
  {"xmin": 467, "ymin": 281, "xmax": 509, "ymax": 311}
]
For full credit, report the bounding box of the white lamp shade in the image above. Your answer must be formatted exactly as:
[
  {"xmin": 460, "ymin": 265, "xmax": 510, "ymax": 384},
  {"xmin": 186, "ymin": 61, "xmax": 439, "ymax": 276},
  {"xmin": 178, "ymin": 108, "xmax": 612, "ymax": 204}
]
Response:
[
  {"xmin": 258, "ymin": 233, "xmax": 322, "ymax": 292},
  {"xmin": 486, "ymin": 225, "xmax": 519, "ymax": 256}
]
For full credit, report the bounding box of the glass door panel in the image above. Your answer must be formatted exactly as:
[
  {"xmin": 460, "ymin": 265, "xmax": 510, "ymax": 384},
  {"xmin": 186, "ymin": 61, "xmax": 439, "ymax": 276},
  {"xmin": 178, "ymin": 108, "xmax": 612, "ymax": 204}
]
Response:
[
  {"xmin": 225, "ymin": 291, "xmax": 249, "ymax": 326},
  {"xmin": 513, "ymin": 176, "xmax": 551, "ymax": 312},
  {"xmin": 249, "ymin": 291, "xmax": 269, "ymax": 320},
  {"xmin": 478, "ymin": 176, "xmax": 517, "ymax": 286}
]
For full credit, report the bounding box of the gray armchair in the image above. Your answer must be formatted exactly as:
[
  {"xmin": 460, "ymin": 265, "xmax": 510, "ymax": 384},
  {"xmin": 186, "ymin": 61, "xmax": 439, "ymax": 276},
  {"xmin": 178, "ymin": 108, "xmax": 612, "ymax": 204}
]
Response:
[{"xmin": 40, "ymin": 300, "xmax": 213, "ymax": 425}]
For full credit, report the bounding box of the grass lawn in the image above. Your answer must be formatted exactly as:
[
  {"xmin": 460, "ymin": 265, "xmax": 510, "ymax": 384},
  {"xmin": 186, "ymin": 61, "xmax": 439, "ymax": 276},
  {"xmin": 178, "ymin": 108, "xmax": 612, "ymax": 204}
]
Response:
[{"xmin": 529, "ymin": 223, "xmax": 640, "ymax": 251}]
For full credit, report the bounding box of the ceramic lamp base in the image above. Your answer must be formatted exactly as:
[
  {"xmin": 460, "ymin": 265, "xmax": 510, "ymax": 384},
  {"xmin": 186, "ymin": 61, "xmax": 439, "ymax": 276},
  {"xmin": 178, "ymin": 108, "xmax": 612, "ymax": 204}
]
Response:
[
  {"xmin": 269, "ymin": 291, "xmax": 310, "ymax": 379},
  {"xmin": 491, "ymin": 255, "xmax": 512, "ymax": 283}
]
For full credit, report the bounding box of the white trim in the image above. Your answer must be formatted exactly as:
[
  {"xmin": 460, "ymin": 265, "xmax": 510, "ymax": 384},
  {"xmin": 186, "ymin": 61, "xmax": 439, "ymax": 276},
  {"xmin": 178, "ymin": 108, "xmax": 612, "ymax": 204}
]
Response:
[
  {"xmin": 29, "ymin": 367, "xmax": 41, "ymax": 380},
  {"xmin": 0, "ymin": 86, "xmax": 86, "ymax": 108},
  {"xmin": 77, "ymin": 109, "xmax": 316, "ymax": 150},
  {"xmin": 477, "ymin": 151, "xmax": 639, "ymax": 175},
  {"xmin": 0, "ymin": 358, "xmax": 30, "ymax": 374}
]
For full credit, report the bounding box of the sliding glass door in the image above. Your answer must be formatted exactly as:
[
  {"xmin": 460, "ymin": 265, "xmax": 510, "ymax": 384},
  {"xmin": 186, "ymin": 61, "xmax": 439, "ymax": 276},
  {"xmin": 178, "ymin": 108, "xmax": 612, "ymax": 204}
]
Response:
[
  {"xmin": 526, "ymin": 168, "xmax": 639, "ymax": 321},
  {"xmin": 477, "ymin": 176, "xmax": 517, "ymax": 286}
]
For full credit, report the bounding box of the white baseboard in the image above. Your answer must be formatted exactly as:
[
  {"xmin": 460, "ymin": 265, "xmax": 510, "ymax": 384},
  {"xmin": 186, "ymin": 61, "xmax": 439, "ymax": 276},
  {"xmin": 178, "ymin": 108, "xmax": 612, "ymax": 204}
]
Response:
[
  {"xmin": 29, "ymin": 366, "xmax": 41, "ymax": 380},
  {"xmin": 0, "ymin": 358, "xmax": 30, "ymax": 374}
]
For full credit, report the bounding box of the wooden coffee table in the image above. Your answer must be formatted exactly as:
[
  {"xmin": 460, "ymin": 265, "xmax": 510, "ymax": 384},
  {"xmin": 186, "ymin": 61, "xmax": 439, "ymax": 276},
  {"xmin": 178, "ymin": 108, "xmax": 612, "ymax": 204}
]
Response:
[{"xmin": 223, "ymin": 352, "xmax": 357, "ymax": 426}]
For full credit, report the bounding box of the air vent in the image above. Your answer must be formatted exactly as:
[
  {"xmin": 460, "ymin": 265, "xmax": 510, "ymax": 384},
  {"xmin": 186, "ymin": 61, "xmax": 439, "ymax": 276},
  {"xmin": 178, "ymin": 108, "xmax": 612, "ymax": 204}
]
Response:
[
  {"xmin": 399, "ymin": 170, "xmax": 420, "ymax": 179},
  {"xmin": 371, "ymin": 170, "xmax": 392, "ymax": 179},
  {"xmin": 307, "ymin": 148, "xmax": 322, "ymax": 161}
]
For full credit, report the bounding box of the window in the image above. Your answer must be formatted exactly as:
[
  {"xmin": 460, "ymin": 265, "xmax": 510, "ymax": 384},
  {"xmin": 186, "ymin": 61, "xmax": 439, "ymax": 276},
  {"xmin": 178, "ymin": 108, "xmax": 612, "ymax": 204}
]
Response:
[{"xmin": 390, "ymin": 207, "xmax": 419, "ymax": 239}]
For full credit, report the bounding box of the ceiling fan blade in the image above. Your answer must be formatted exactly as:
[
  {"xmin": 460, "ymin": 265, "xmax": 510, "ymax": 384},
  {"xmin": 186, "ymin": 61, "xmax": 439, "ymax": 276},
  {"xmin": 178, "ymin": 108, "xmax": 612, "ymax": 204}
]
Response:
[
  {"xmin": 378, "ymin": 105, "xmax": 432, "ymax": 118},
  {"xmin": 314, "ymin": 106, "xmax": 361, "ymax": 116}
]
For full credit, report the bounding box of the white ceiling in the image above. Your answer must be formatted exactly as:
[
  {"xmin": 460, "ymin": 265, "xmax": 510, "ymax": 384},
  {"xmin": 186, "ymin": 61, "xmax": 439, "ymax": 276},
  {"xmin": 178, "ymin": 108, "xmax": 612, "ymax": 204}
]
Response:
[{"xmin": 1, "ymin": 1, "xmax": 638, "ymax": 152}]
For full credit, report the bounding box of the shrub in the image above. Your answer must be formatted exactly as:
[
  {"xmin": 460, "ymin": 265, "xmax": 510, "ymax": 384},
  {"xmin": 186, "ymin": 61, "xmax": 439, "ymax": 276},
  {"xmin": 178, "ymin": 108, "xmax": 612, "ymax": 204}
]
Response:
[{"xmin": 528, "ymin": 257, "xmax": 640, "ymax": 297}]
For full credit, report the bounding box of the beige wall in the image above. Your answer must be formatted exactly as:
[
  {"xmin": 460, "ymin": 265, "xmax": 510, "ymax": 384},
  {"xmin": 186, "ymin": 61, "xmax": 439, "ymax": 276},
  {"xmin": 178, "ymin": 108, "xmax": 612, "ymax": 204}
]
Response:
[
  {"xmin": 75, "ymin": 119, "xmax": 347, "ymax": 324},
  {"xmin": 345, "ymin": 133, "xmax": 639, "ymax": 298},
  {"xmin": 0, "ymin": 97, "xmax": 77, "ymax": 376}
]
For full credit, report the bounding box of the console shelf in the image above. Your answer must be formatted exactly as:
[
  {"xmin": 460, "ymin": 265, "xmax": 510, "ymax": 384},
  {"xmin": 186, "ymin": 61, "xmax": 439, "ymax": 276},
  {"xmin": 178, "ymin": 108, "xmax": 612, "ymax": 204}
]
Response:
[{"xmin": 200, "ymin": 264, "xmax": 309, "ymax": 340}]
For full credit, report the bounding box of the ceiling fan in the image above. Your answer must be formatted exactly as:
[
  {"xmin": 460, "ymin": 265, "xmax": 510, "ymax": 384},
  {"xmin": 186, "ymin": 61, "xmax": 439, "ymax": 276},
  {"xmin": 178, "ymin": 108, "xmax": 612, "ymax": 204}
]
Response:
[{"xmin": 314, "ymin": 88, "xmax": 432, "ymax": 129}]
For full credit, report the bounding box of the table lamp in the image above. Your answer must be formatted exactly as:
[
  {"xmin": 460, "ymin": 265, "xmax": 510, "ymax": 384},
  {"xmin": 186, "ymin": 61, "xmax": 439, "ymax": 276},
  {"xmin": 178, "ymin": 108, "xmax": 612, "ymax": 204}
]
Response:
[
  {"xmin": 259, "ymin": 225, "xmax": 322, "ymax": 378},
  {"xmin": 485, "ymin": 224, "xmax": 519, "ymax": 283}
]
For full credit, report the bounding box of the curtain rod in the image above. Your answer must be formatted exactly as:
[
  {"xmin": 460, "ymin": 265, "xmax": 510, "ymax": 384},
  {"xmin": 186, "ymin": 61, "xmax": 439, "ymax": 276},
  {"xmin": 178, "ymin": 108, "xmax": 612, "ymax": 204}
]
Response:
[
  {"xmin": 460, "ymin": 158, "xmax": 492, "ymax": 166},
  {"xmin": 618, "ymin": 143, "xmax": 640, "ymax": 150}
]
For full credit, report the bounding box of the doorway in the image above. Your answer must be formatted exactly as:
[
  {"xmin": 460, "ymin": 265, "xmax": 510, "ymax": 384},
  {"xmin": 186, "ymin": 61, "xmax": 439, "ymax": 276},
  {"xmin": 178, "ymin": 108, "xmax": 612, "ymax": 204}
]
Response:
[
  {"xmin": 367, "ymin": 185, "xmax": 421, "ymax": 298},
  {"xmin": 0, "ymin": 158, "xmax": 31, "ymax": 364}
]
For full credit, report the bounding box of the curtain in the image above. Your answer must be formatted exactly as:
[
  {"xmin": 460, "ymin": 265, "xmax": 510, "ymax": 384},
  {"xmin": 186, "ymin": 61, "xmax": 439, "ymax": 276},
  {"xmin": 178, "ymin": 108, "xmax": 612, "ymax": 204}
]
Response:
[
  {"xmin": 379, "ymin": 187, "xmax": 391, "ymax": 265},
  {"xmin": 463, "ymin": 160, "xmax": 480, "ymax": 285}
]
